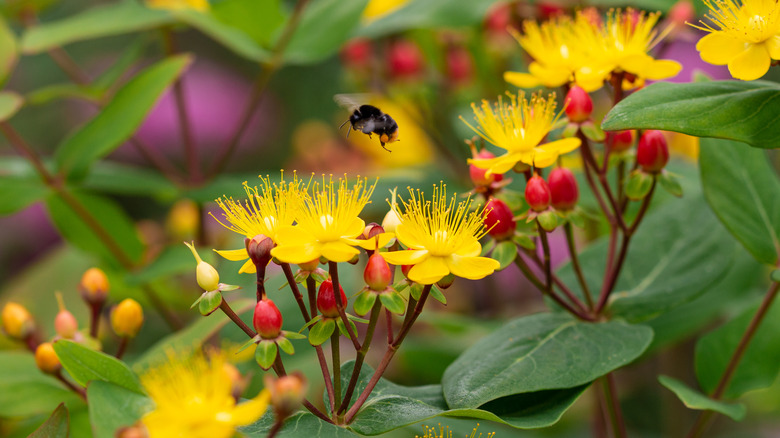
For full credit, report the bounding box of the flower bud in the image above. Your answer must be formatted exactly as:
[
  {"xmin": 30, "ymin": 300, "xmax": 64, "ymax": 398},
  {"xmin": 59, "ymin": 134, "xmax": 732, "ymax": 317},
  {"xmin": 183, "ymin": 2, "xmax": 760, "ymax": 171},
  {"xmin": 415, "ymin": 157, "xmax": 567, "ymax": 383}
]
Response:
[
  {"xmin": 637, "ymin": 130, "xmax": 670, "ymax": 173},
  {"xmin": 387, "ymin": 40, "xmax": 423, "ymax": 79},
  {"xmin": 35, "ymin": 342, "xmax": 60, "ymax": 374},
  {"xmin": 484, "ymin": 198, "xmax": 516, "ymax": 241},
  {"xmin": 253, "ymin": 299, "xmax": 283, "ymax": 339},
  {"xmin": 564, "ymin": 86, "xmax": 593, "ymax": 123},
  {"xmin": 470, "ymin": 149, "xmax": 504, "ymax": 187},
  {"xmin": 184, "ymin": 242, "xmax": 220, "ymax": 291},
  {"xmin": 80, "ymin": 268, "xmax": 109, "ymax": 305},
  {"xmin": 436, "ymin": 273, "xmax": 456, "ymax": 290},
  {"xmin": 525, "ymin": 175, "xmax": 551, "ymax": 212},
  {"xmin": 382, "ymin": 208, "xmax": 402, "ymax": 234},
  {"xmin": 116, "ymin": 424, "xmax": 149, "ymax": 438},
  {"xmin": 669, "ymin": 0, "xmax": 695, "ymax": 25},
  {"xmin": 548, "ymin": 167, "xmax": 579, "ymax": 211},
  {"xmin": 363, "ymin": 223, "xmax": 385, "ymax": 240},
  {"xmin": 605, "ymin": 130, "xmax": 635, "ymax": 153},
  {"xmin": 341, "ymin": 38, "xmax": 372, "ymax": 70},
  {"xmin": 111, "ymin": 299, "xmax": 144, "ymax": 338},
  {"xmin": 54, "ymin": 293, "xmax": 78, "ymax": 339},
  {"xmin": 166, "ymin": 199, "xmax": 199, "ymax": 240},
  {"xmin": 265, "ymin": 372, "xmax": 307, "ymax": 419},
  {"xmin": 298, "ymin": 259, "xmax": 320, "ymax": 272},
  {"xmin": 1, "ymin": 302, "xmax": 34, "ymax": 340},
  {"xmin": 364, "ymin": 253, "xmax": 393, "ymax": 291},
  {"xmin": 446, "ymin": 46, "xmax": 473, "ymax": 85},
  {"xmin": 401, "ymin": 263, "xmax": 413, "ymax": 279},
  {"xmin": 246, "ymin": 234, "xmax": 274, "ymax": 268},
  {"xmin": 317, "ymin": 280, "xmax": 346, "ymax": 318}
]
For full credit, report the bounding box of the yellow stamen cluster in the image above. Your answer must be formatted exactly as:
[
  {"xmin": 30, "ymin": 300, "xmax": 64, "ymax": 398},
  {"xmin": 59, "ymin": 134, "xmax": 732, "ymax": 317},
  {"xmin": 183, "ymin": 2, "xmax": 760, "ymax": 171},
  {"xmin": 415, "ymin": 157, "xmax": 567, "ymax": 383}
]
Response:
[{"xmin": 297, "ymin": 176, "xmax": 376, "ymax": 242}]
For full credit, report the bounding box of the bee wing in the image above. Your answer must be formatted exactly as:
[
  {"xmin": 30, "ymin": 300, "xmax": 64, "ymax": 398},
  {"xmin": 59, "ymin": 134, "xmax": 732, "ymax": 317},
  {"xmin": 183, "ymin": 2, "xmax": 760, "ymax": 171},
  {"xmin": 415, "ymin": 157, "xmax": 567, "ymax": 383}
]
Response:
[{"xmin": 333, "ymin": 93, "xmax": 375, "ymax": 110}]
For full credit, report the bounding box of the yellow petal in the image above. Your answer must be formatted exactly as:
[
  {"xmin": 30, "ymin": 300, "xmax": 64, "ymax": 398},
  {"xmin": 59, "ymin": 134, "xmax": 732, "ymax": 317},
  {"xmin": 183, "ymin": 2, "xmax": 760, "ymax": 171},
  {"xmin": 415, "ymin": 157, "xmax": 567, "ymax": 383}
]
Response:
[
  {"xmin": 353, "ymin": 232, "xmax": 396, "ymax": 250},
  {"xmin": 528, "ymin": 62, "xmax": 572, "ymax": 87},
  {"xmin": 446, "ymin": 254, "xmax": 500, "ymax": 280},
  {"xmin": 574, "ymin": 66, "xmax": 609, "ymax": 92},
  {"xmin": 469, "ymin": 152, "xmax": 528, "ymax": 176},
  {"xmin": 504, "ymin": 71, "xmax": 542, "ymax": 89},
  {"xmin": 455, "ymin": 238, "xmax": 482, "ymax": 257},
  {"xmin": 728, "ymin": 43, "xmax": 770, "ymax": 80},
  {"xmin": 395, "ymin": 223, "xmax": 425, "ymax": 249},
  {"xmin": 407, "ymin": 256, "xmax": 450, "ymax": 285},
  {"xmin": 696, "ymin": 32, "xmax": 746, "ymax": 66},
  {"xmin": 231, "ymin": 389, "xmax": 271, "ymax": 426},
  {"xmin": 275, "ymin": 225, "xmax": 315, "ymax": 246},
  {"xmin": 618, "ymin": 54, "xmax": 652, "ymax": 74},
  {"xmin": 643, "ymin": 59, "xmax": 682, "ymax": 80},
  {"xmin": 534, "ymin": 138, "xmax": 581, "ymax": 168},
  {"xmin": 214, "ymin": 248, "xmax": 249, "ymax": 261},
  {"xmin": 238, "ymin": 258, "xmax": 257, "ymax": 274},
  {"xmin": 381, "ymin": 249, "xmax": 429, "ymax": 266},
  {"xmin": 321, "ymin": 241, "xmax": 360, "ymax": 262},
  {"xmin": 766, "ymin": 36, "xmax": 780, "ymax": 60},
  {"xmin": 271, "ymin": 244, "xmax": 321, "ymax": 265},
  {"xmin": 343, "ymin": 217, "xmax": 366, "ymax": 239}
]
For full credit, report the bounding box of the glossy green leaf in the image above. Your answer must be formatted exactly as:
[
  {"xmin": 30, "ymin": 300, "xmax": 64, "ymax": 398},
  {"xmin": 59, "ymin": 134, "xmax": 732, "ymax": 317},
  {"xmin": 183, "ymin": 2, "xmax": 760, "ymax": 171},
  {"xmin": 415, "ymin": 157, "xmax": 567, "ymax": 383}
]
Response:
[
  {"xmin": 277, "ymin": 337, "xmax": 295, "ymax": 355},
  {"xmin": 29, "ymin": 404, "xmax": 69, "ymax": 438},
  {"xmin": 0, "ymin": 16, "xmax": 17, "ymax": 86},
  {"xmin": 45, "ymin": 190, "xmax": 144, "ymax": 267},
  {"xmin": 491, "ymin": 240, "xmax": 517, "ymax": 270},
  {"xmin": 0, "ymin": 352, "xmax": 83, "ymax": 417},
  {"xmin": 283, "ymin": 0, "xmax": 369, "ymax": 64},
  {"xmin": 55, "ymin": 55, "xmax": 192, "ymax": 178},
  {"xmin": 255, "ymin": 340, "xmax": 278, "ymax": 370},
  {"xmin": 442, "ymin": 313, "xmax": 653, "ymax": 409},
  {"xmin": 0, "ymin": 90, "xmax": 23, "ymax": 121},
  {"xmin": 602, "ymin": 81, "xmax": 780, "ymax": 149},
  {"xmin": 309, "ymin": 319, "xmax": 336, "ymax": 346},
  {"xmin": 21, "ymin": 2, "xmax": 172, "ymax": 53},
  {"xmin": 241, "ymin": 412, "xmax": 360, "ymax": 437},
  {"xmin": 92, "ymin": 36, "xmax": 151, "ymax": 92},
  {"xmin": 700, "ymin": 137, "xmax": 780, "ymax": 265},
  {"xmin": 358, "ymin": 0, "xmax": 497, "ymax": 38},
  {"xmin": 0, "ymin": 176, "xmax": 49, "ymax": 214},
  {"xmin": 659, "ymin": 375, "xmax": 746, "ymax": 421},
  {"xmin": 175, "ymin": 10, "xmax": 269, "ymax": 61},
  {"xmin": 379, "ymin": 291, "xmax": 406, "ymax": 314},
  {"xmin": 88, "ymin": 381, "xmax": 152, "ymax": 438},
  {"xmin": 25, "ymin": 83, "xmax": 101, "ymax": 106},
  {"xmin": 127, "ymin": 245, "xmax": 199, "ymax": 285},
  {"xmin": 53, "ymin": 339, "xmax": 144, "ymax": 394},
  {"xmin": 695, "ymin": 293, "xmax": 780, "ymax": 398},
  {"xmin": 212, "ymin": 0, "xmax": 285, "ymax": 47},
  {"xmin": 338, "ymin": 361, "xmax": 587, "ymax": 435}
]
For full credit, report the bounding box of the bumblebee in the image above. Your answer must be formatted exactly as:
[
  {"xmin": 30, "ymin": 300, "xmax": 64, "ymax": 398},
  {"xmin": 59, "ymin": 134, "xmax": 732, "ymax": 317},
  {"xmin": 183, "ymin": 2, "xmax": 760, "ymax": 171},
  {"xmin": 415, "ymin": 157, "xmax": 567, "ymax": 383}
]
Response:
[{"xmin": 335, "ymin": 94, "xmax": 399, "ymax": 152}]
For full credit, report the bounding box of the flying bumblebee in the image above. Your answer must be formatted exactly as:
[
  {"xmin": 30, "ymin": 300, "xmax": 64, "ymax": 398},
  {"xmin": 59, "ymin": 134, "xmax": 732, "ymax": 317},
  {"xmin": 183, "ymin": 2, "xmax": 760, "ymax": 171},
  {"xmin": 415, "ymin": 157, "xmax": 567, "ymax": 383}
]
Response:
[{"xmin": 335, "ymin": 94, "xmax": 399, "ymax": 152}]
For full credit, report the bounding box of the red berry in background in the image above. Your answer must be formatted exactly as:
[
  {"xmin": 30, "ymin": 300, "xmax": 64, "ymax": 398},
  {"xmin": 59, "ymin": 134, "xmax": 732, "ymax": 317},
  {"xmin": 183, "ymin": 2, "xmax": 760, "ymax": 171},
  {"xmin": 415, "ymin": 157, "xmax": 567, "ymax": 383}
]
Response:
[
  {"xmin": 341, "ymin": 38, "xmax": 372, "ymax": 69},
  {"xmin": 470, "ymin": 149, "xmax": 504, "ymax": 187},
  {"xmin": 317, "ymin": 280, "xmax": 347, "ymax": 318},
  {"xmin": 538, "ymin": 1, "xmax": 565, "ymax": 19},
  {"xmin": 668, "ymin": 0, "xmax": 695, "ymax": 25},
  {"xmin": 446, "ymin": 46, "xmax": 474, "ymax": 85},
  {"xmin": 253, "ymin": 299, "xmax": 283, "ymax": 339},
  {"xmin": 484, "ymin": 198, "xmax": 516, "ymax": 240},
  {"xmin": 605, "ymin": 130, "xmax": 635, "ymax": 153},
  {"xmin": 484, "ymin": 3, "xmax": 511, "ymax": 35},
  {"xmin": 364, "ymin": 253, "xmax": 393, "ymax": 291},
  {"xmin": 387, "ymin": 40, "xmax": 424, "ymax": 78},
  {"xmin": 525, "ymin": 175, "xmax": 551, "ymax": 212},
  {"xmin": 637, "ymin": 130, "xmax": 670, "ymax": 173},
  {"xmin": 564, "ymin": 86, "xmax": 593, "ymax": 123},
  {"xmin": 548, "ymin": 167, "xmax": 579, "ymax": 211}
]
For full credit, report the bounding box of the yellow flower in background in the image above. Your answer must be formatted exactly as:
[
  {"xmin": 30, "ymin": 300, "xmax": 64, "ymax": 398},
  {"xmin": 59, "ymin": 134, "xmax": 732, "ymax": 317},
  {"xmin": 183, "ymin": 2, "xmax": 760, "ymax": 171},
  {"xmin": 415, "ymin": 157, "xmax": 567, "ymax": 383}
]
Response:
[
  {"xmin": 381, "ymin": 184, "xmax": 499, "ymax": 285},
  {"xmin": 417, "ymin": 423, "xmax": 496, "ymax": 438},
  {"xmin": 211, "ymin": 174, "xmax": 303, "ymax": 274},
  {"xmin": 146, "ymin": 0, "xmax": 209, "ymax": 12},
  {"xmin": 574, "ymin": 9, "xmax": 681, "ymax": 89},
  {"xmin": 271, "ymin": 176, "xmax": 378, "ymax": 264},
  {"xmin": 141, "ymin": 350, "xmax": 270, "ymax": 438},
  {"xmin": 363, "ymin": 0, "xmax": 410, "ymax": 23},
  {"xmin": 461, "ymin": 92, "xmax": 580, "ymax": 175},
  {"xmin": 693, "ymin": 0, "xmax": 780, "ymax": 80}
]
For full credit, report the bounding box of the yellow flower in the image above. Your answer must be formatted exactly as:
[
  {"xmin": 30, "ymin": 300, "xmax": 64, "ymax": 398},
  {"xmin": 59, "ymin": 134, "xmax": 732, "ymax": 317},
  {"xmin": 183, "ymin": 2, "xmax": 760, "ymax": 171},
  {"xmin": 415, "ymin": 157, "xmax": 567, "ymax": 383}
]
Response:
[
  {"xmin": 574, "ymin": 9, "xmax": 681, "ymax": 89},
  {"xmin": 271, "ymin": 176, "xmax": 378, "ymax": 264},
  {"xmin": 211, "ymin": 174, "xmax": 302, "ymax": 274},
  {"xmin": 363, "ymin": 0, "xmax": 410, "ymax": 23},
  {"xmin": 381, "ymin": 184, "xmax": 500, "ymax": 285},
  {"xmin": 146, "ymin": 0, "xmax": 209, "ymax": 12},
  {"xmin": 461, "ymin": 92, "xmax": 581, "ymax": 175},
  {"xmin": 141, "ymin": 350, "xmax": 270, "ymax": 438},
  {"xmin": 693, "ymin": 0, "xmax": 780, "ymax": 80},
  {"xmin": 416, "ymin": 423, "xmax": 496, "ymax": 438}
]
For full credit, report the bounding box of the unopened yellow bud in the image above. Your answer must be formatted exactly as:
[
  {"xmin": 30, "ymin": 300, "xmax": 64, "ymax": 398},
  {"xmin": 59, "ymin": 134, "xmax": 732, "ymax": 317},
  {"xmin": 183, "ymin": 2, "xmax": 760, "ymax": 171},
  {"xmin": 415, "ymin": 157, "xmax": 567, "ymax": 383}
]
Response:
[
  {"xmin": 184, "ymin": 242, "xmax": 220, "ymax": 291},
  {"xmin": 35, "ymin": 342, "xmax": 61, "ymax": 374},
  {"xmin": 166, "ymin": 199, "xmax": 200, "ymax": 239},
  {"xmin": 265, "ymin": 372, "xmax": 307, "ymax": 418},
  {"xmin": 111, "ymin": 299, "xmax": 144, "ymax": 338},
  {"xmin": 1, "ymin": 302, "xmax": 35, "ymax": 340},
  {"xmin": 382, "ymin": 188, "xmax": 403, "ymax": 233},
  {"xmin": 80, "ymin": 268, "xmax": 109, "ymax": 304}
]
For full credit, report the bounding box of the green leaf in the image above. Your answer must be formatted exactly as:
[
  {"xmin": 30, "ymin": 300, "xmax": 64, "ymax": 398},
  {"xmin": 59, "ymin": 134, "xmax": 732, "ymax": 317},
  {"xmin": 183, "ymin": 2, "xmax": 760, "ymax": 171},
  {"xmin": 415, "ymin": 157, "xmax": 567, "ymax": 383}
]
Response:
[
  {"xmin": 625, "ymin": 170, "xmax": 653, "ymax": 201},
  {"xmin": 772, "ymin": 269, "xmax": 780, "ymax": 283},
  {"xmin": 353, "ymin": 291, "xmax": 377, "ymax": 316},
  {"xmin": 695, "ymin": 293, "xmax": 780, "ymax": 398},
  {"xmin": 513, "ymin": 233, "xmax": 536, "ymax": 250},
  {"xmin": 82, "ymin": 161, "xmax": 178, "ymax": 197},
  {"xmin": 55, "ymin": 55, "xmax": 192, "ymax": 178},
  {"xmin": 0, "ymin": 175, "xmax": 49, "ymax": 214},
  {"xmin": 29, "ymin": 404, "xmax": 69, "ymax": 438},
  {"xmin": 409, "ymin": 283, "xmax": 423, "ymax": 300},
  {"xmin": 211, "ymin": 0, "xmax": 285, "ymax": 47},
  {"xmin": 53, "ymin": 340, "xmax": 144, "ymax": 394},
  {"xmin": 0, "ymin": 351, "xmax": 83, "ymax": 417},
  {"xmin": 358, "ymin": 0, "xmax": 497, "ymax": 38},
  {"xmin": 21, "ymin": 2, "xmax": 173, "ymax": 54},
  {"xmin": 429, "ymin": 285, "xmax": 447, "ymax": 305},
  {"xmin": 241, "ymin": 412, "xmax": 361, "ymax": 437},
  {"xmin": 338, "ymin": 361, "xmax": 587, "ymax": 435},
  {"xmin": 175, "ymin": 10, "xmax": 269, "ymax": 61},
  {"xmin": 87, "ymin": 381, "xmax": 153, "ymax": 438},
  {"xmin": 283, "ymin": 0, "xmax": 369, "ymax": 64},
  {"xmin": 442, "ymin": 313, "xmax": 653, "ymax": 409},
  {"xmin": 491, "ymin": 240, "xmax": 517, "ymax": 270},
  {"xmin": 659, "ymin": 375, "xmax": 746, "ymax": 421},
  {"xmin": 25, "ymin": 83, "xmax": 101, "ymax": 106},
  {"xmin": 127, "ymin": 245, "xmax": 197, "ymax": 286},
  {"xmin": 255, "ymin": 341, "xmax": 278, "ymax": 370},
  {"xmin": 199, "ymin": 290, "xmax": 223, "ymax": 316},
  {"xmin": 581, "ymin": 120, "xmax": 605, "ymax": 142},
  {"xmin": 379, "ymin": 291, "xmax": 406, "ymax": 314},
  {"xmin": 336, "ymin": 317, "xmax": 358, "ymax": 338},
  {"xmin": 92, "ymin": 36, "xmax": 152, "ymax": 91},
  {"xmin": 282, "ymin": 330, "xmax": 306, "ymax": 340},
  {"xmin": 601, "ymin": 81, "xmax": 780, "ymax": 149},
  {"xmin": 277, "ymin": 337, "xmax": 295, "ymax": 355},
  {"xmin": 658, "ymin": 171, "xmax": 683, "ymax": 197},
  {"xmin": 700, "ymin": 137, "xmax": 780, "ymax": 265},
  {"xmin": 0, "ymin": 16, "xmax": 18, "ymax": 87},
  {"xmin": 309, "ymin": 319, "xmax": 335, "ymax": 346},
  {"xmin": 45, "ymin": 190, "xmax": 144, "ymax": 267},
  {"xmin": 0, "ymin": 90, "xmax": 23, "ymax": 121}
]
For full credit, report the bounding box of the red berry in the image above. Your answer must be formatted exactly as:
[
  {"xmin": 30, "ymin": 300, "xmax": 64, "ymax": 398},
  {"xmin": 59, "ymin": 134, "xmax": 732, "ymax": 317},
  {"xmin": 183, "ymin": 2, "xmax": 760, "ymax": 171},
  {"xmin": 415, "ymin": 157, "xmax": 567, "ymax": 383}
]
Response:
[
  {"xmin": 668, "ymin": 0, "xmax": 695, "ymax": 25},
  {"xmin": 364, "ymin": 253, "xmax": 393, "ymax": 291},
  {"xmin": 484, "ymin": 3, "xmax": 511, "ymax": 34},
  {"xmin": 484, "ymin": 198, "xmax": 516, "ymax": 240},
  {"xmin": 564, "ymin": 86, "xmax": 593, "ymax": 123},
  {"xmin": 637, "ymin": 130, "xmax": 670, "ymax": 173},
  {"xmin": 605, "ymin": 130, "xmax": 635, "ymax": 153},
  {"xmin": 253, "ymin": 299, "xmax": 283, "ymax": 339},
  {"xmin": 317, "ymin": 280, "xmax": 347, "ymax": 318},
  {"xmin": 341, "ymin": 38, "xmax": 372, "ymax": 69},
  {"xmin": 538, "ymin": 2, "xmax": 565, "ymax": 20},
  {"xmin": 387, "ymin": 40, "xmax": 423, "ymax": 78},
  {"xmin": 525, "ymin": 175, "xmax": 551, "ymax": 212},
  {"xmin": 470, "ymin": 149, "xmax": 504, "ymax": 187},
  {"xmin": 446, "ymin": 47, "xmax": 473, "ymax": 85},
  {"xmin": 548, "ymin": 167, "xmax": 579, "ymax": 211}
]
